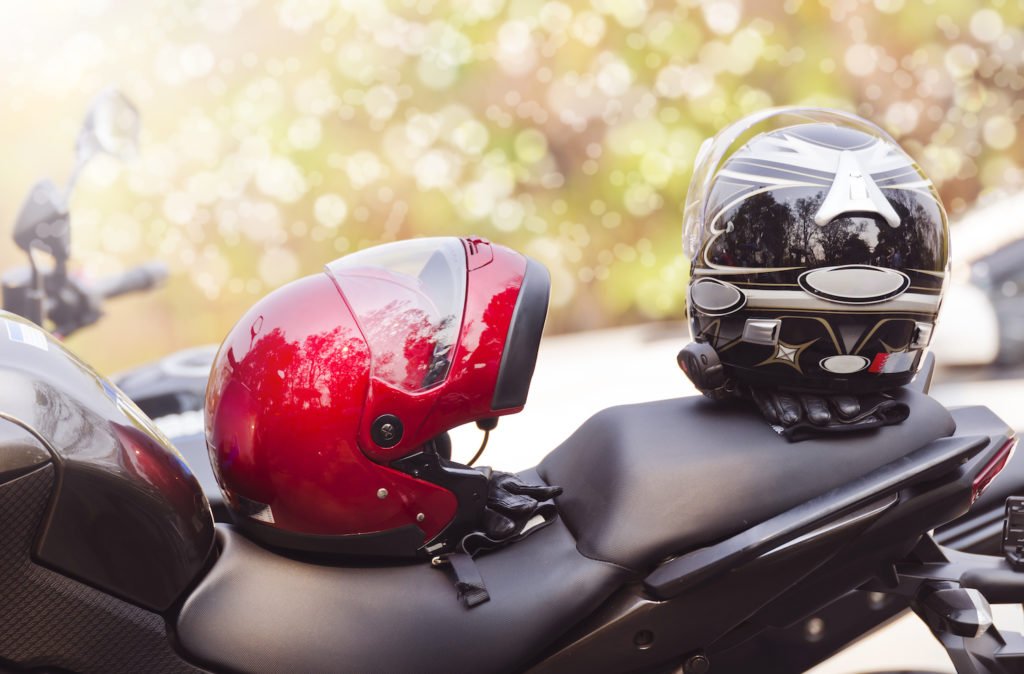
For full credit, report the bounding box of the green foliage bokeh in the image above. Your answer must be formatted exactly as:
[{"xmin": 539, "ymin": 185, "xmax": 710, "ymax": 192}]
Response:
[{"xmin": 0, "ymin": 0, "xmax": 1021, "ymax": 372}]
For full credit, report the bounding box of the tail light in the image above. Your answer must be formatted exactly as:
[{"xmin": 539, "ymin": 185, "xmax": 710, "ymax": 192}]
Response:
[{"xmin": 972, "ymin": 436, "xmax": 1018, "ymax": 504}]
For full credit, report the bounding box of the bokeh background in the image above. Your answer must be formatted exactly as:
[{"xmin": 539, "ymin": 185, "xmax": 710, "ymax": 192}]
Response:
[{"xmin": 0, "ymin": 0, "xmax": 1022, "ymax": 373}]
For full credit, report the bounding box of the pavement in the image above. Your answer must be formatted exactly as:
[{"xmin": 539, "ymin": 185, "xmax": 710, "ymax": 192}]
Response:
[
  {"xmin": 807, "ymin": 604, "xmax": 1024, "ymax": 674},
  {"xmin": 444, "ymin": 321, "xmax": 1024, "ymax": 673}
]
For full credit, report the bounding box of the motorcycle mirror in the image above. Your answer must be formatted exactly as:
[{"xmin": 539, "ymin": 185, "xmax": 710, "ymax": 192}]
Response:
[
  {"xmin": 12, "ymin": 180, "xmax": 70, "ymax": 262},
  {"xmin": 75, "ymin": 88, "xmax": 140, "ymax": 166}
]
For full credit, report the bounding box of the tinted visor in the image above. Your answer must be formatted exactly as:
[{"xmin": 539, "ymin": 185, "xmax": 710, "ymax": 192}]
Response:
[
  {"xmin": 326, "ymin": 238, "xmax": 467, "ymax": 392},
  {"xmin": 704, "ymin": 185, "xmax": 947, "ymax": 271},
  {"xmin": 683, "ymin": 107, "xmax": 903, "ymax": 259}
]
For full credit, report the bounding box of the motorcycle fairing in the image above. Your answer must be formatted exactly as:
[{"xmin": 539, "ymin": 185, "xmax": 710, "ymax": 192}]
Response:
[
  {"xmin": 538, "ymin": 387, "xmax": 955, "ymax": 572},
  {"xmin": 0, "ymin": 310, "xmax": 215, "ymax": 612},
  {"xmin": 0, "ymin": 418, "xmax": 51, "ymax": 481},
  {"xmin": 0, "ymin": 457, "xmax": 199, "ymax": 673}
]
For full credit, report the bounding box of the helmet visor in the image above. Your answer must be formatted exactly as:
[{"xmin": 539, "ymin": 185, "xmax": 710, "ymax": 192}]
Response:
[
  {"xmin": 683, "ymin": 107, "xmax": 900, "ymax": 259},
  {"xmin": 326, "ymin": 238, "xmax": 467, "ymax": 392},
  {"xmin": 704, "ymin": 193, "xmax": 947, "ymax": 272}
]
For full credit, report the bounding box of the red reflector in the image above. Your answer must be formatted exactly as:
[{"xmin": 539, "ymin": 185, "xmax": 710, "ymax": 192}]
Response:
[
  {"xmin": 972, "ymin": 437, "xmax": 1018, "ymax": 504},
  {"xmin": 869, "ymin": 353, "xmax": 888, "ymax": 373}
]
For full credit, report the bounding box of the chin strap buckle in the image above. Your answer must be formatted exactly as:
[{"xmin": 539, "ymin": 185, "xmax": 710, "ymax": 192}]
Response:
[{"xmin": 677, "ymin": 342, "xmax": 732, "ymax": 400}]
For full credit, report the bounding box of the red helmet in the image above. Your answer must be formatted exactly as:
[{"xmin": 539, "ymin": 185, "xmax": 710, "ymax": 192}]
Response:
[{"xmin": 205, "ymin": 237, "xmax": 550, "ymax": 558}]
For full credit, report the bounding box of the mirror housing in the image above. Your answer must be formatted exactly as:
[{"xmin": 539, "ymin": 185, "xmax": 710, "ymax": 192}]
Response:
[
  {"xmin": 75, "ymin": 88, "xmax": 140, "ymax": 166},
  {"xmin": 13, "ymin": 180, "xmax": 70, "ymax": 262}
]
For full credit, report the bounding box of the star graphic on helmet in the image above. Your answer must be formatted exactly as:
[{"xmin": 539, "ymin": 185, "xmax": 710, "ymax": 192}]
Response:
[
  {"xmin": 756, "ymin": 339, "xmax": 818, "ymax": 373},
  {"xmin": 776, "ymin": 344, "xmax": 797, "ymax": 362}
]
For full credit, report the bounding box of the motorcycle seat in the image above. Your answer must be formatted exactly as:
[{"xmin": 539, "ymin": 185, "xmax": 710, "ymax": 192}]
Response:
[
  {"xmin": 537, "ymin": 388, "xmax": 955, "ymax": 572},
  {"xmin": 176, "ymin": 486, "xmax": 628, "ymax": 674}
]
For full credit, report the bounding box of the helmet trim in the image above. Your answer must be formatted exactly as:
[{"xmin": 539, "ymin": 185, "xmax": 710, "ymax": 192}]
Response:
[
  {"xmin": 491, "ymin": 256, "xmax": 550, "ymax": 411},
  {"xmin": 797, "ymin": 265, "xmax": 911, "ymax": 304},
  {"xmin": 688, "ymin": 278, "xmax": 747, "ymax": 316},
  {"xmin": 234, "ymin": 516, "xmax": 427, "ymax": 560}
]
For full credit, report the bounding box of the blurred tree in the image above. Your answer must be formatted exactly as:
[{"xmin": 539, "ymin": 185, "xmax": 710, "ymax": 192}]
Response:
[{"xmin": 0, "ymin": 0, "xmax": 1019, "ymax": 371}]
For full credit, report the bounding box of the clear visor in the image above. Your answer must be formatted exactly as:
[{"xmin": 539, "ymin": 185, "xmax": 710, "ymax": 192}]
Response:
[
  {"xmin": 682, "ymin": 107, "xmax": 898, "ymax": 258},
  {"xmin": 326, "ymin": 238, "xmax": 467, "ymax": 392}
]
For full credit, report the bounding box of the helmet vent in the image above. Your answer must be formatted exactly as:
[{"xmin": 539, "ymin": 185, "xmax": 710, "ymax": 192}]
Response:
[
  {"xmin": 798, "ymin": 265, "xmax": 910, "ymax": 304},
  {"xmin": 814, "ymin": 150, "xmax": 901, "ymax": 228},
  {"xmin": 688, "ymin": 278, "xmax": 746, "ymax": 316}
]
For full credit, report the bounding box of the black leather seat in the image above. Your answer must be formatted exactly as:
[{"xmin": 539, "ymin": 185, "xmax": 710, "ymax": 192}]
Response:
[
  {"xmin": 177, "ymin": 391, "xmax": 956, "ymax": 672},
  {"xmin": 177, "ymin": 503, "xmax": 627, "ymax": 674},
  {"xmin": 538, "ymin": 389, "xmax": 955, "ymax": 572}
]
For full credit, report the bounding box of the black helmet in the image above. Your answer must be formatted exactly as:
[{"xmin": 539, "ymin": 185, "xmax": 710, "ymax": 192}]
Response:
[{"xmin": 682, "ymin": 107, "xmax": 949, "ymax": 395}]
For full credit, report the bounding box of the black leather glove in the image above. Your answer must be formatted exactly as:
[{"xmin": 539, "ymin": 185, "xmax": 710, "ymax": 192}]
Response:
[
  {"xmin": 481, "ymin": 471, "xmax": 562, "ymax": 540},
  {"xmin": 437, "ymin": 471, "xmax": 563, "ymax": 609},
  {"xmin": 749, "ymin": 387, "xmax": 910, "ymax": 442}
]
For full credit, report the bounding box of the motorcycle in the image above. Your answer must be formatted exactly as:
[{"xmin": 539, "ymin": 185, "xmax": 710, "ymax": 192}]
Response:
[
  {"xmin": 2, "ymin": 220, "xmax": 1024, "ymax": 672},
  {"xmin": 4, "ymin": 93, "xmax": 1024, "ymax": 673},
  {"xmin": 1, "ymin": 87, "xmax": 168, "ymax": 340},
  {"xmin": 0, "ymin": 88, "xmax": 223, "ymax": 512}
]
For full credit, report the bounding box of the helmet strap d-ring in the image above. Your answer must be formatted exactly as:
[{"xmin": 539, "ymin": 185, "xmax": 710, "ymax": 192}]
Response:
[{"xmin": 677, "ymin": 341, "xmax": 733, "ymax": 400}]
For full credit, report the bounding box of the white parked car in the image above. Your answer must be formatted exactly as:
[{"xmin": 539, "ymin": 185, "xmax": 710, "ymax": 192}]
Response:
[{"xmin": 930, "ymin": 191, "xmax": 1024, "ymax": 367}]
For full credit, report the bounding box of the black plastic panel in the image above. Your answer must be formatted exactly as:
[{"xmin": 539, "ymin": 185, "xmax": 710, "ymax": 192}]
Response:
[
  {"xmin": 172, "ymin": 431, "xmax": 226, "ymax": 519},
  {"xmin": 178, "ymin": 517, "xmax": 627, "ymax": 674},
  {"xmin": 530, "ymin": 406, "xmax": 1010, "ymax": 674},
  {"xmin": 644, "ymin": 434, "xmax": 985, "ymax": 599},
  {"xmin": 0, "ymin": 417, "xmax": 51, "ymax": 483},
  {"xmin": 538, "ymin": 388, "xmax": 956, "ymax": 571},
  {"xmin": 724, "ymin": 410, "xmax": 1015, "ymax": 674},
  {"xmin": 0, "ymin": 465, "xmax": 200, "ymax": 673},
  {"xmin": 709, "ymin": 589, "xmax": 907, "ymax": 674},
  {"xmin": 0, "ymin": 310, "xmax": 215, "ymax": 612}
]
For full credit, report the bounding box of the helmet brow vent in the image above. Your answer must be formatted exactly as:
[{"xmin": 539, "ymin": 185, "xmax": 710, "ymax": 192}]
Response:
[{"xmin": 814, "ymin": 150, "xmax": 901, "ymax": 228}]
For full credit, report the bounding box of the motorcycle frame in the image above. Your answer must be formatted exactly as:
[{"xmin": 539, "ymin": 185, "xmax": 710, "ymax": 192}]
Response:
[
  {"xmin": 525, "ymin": 418, "xmax": 1011, "ymax": 673},
  {"xmin": 711, "ymin": 434, "xmax": 1024, "ymax": 674},
  {"xmin": 699, "ymin": 354, "xmax": 1021, "ymax": 674}
]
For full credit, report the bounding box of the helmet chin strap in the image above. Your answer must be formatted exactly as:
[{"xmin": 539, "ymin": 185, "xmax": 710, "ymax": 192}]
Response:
[{"xmin": 677, "ymin": 341, "xmax": 734, "ymax": 401}]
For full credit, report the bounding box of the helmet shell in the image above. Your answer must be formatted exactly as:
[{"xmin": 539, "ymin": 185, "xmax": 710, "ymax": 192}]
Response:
[
  {"xmin": 684, "ymin": 109, "xmax": 949, "ymax": 393},
  {"xmin": 206, "ymin": 237, "xmax": 550, "ymax": 557}
]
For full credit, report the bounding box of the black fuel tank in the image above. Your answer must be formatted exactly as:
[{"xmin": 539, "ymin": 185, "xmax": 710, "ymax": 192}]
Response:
[{"xmin": 0, "ymin": 311, "xmax": 215, "ymax": 612}]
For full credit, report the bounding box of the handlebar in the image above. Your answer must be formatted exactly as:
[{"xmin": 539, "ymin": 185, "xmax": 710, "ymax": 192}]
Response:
[
  {"xmin": 3, "ymin": 260, "xmax": 169, "ymax": 338},
  {"xmin": 93, "ymin": 262, "xmax": 169, "ymax": 300}
]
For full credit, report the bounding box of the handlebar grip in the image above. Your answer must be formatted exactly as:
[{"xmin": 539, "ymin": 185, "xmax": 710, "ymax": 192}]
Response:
[{"xmin": 96, "ymin": 261, "xmax": 169, "ymax": 299}]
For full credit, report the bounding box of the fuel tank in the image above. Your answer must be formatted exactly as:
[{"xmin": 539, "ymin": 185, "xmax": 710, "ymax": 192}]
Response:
[{"xmin": 0, "ymin": 311, "xmax": 215, "ymax": 612}]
